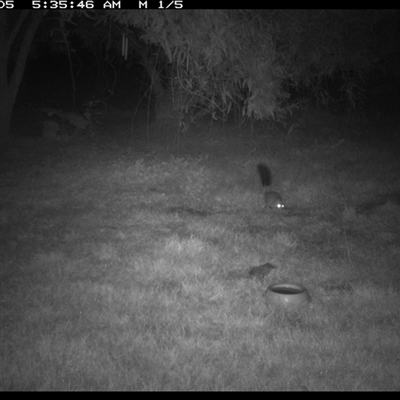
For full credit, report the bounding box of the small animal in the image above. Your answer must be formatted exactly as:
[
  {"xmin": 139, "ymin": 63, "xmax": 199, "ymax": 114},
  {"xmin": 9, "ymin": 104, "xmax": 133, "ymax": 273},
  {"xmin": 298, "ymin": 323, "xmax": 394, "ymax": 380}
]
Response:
[
  {"xmin": 257, "ymin": 163, "xmax": 284, "ymax": 209},
  {"xmin": 248, "ymin": 262, "xmax": 277, "ymax": 279}
]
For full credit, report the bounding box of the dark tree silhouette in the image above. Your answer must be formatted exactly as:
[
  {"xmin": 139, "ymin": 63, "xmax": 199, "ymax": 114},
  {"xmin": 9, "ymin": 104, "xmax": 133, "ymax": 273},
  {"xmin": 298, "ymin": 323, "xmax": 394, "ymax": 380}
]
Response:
[{"xmin": 0, "ymin": 10, "xmax": 46, "ymax": 142}]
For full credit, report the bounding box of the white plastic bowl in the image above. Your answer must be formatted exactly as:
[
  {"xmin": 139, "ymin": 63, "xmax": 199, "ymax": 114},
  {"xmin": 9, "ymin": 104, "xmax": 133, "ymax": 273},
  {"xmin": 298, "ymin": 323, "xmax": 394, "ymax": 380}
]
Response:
[{"xmin": 265, "ymin": 283, "xmax": 311, "ymax": 306}]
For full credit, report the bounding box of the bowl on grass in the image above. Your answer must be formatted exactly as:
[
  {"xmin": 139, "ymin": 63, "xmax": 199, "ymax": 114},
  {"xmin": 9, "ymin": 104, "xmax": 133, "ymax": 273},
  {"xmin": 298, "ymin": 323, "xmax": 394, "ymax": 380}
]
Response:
[{"xmin": 265, "ymin": 283, "xmax": 311, "ymax": 307}]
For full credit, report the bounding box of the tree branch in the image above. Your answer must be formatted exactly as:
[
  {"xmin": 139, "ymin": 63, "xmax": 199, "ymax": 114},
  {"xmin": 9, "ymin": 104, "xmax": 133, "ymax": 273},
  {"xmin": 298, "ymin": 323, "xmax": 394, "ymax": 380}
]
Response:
[
  {"xmin": 6, "ymin": 10, "xmax": 29, "ymax": 60},
  {"xmin": 9, "ymin": 11, "xmax": 46, "ymax": 96}
]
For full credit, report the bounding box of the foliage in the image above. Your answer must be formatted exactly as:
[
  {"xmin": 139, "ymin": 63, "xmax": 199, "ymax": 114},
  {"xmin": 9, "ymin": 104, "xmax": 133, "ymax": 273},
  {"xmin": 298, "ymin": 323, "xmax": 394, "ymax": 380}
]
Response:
[{"xmin": 110, "ymin": 10, "xmax": 397, "ymax": 125}]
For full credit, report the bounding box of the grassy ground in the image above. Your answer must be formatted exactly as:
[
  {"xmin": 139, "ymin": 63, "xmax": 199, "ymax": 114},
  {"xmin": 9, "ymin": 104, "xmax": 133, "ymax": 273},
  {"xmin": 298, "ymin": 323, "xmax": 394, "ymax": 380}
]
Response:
[{"xmin": 1, "ymin": 109, "xmax": 400, "ymax": 390}]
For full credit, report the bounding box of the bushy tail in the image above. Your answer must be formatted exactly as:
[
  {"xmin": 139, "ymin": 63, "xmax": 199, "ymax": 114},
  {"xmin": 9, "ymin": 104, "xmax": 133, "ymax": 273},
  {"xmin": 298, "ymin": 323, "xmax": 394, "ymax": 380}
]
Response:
[{"xmin": 257, "ymin": 163, "xmax": 272, "ymax": 187}]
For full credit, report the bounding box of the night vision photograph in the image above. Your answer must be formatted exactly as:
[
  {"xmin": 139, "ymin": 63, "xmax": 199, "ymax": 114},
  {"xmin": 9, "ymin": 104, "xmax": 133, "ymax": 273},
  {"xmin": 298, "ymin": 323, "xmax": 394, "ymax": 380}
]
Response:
[{"xmin": 0, "ymin": 9, "xmax": 399, "ymax": 390}]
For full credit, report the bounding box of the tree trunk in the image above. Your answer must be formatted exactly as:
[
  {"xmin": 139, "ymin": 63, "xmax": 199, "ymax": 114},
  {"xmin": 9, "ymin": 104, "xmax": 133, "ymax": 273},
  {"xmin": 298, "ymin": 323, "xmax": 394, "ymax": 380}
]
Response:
[
  {"xmin": 0, "ymin": 94, "xmax": 13, "ymax": 140},
  {"xmin": 0, "ymin": 10, "xmax": 46, "ymax": 142}
]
